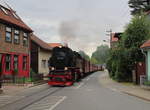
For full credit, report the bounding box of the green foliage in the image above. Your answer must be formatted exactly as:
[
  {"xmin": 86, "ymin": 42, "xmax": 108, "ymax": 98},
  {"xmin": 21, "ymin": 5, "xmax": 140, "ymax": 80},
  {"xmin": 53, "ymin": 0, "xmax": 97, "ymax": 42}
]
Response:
[
  {"xmin": 123, "ymin": 15, "xmax": 150, "ymax": 48},
  {"xmin": 30, "ymin": 68, "xmax": 36, "ymax": 76},
  {"xmin": 90, "ymin": 57, "xmax": 98, "ymax": 64},
  {"xmin": 30, "ymin": 68, "xmax": 37, "ymax": 82},
  {"xmin": 128, "ymin": 0, "xmax": 150, "ymax": 15},
  {"xmin": 78, "ymin": 51, "xmax": 90, "ymax": 61},
  {"xmin": 107, "ymin": 48, "xmax": 132, "ymax": 82},
  {"xmin": 107, "ymin": 14, "xmax": 150, "ymax": 82},
  {"xmin": 144, "ymin": 81, "xmax": 150, "ymax": 86},
  {"xmin": 91, "ymin": 45, "xmax": 109, "ymax": 64}
]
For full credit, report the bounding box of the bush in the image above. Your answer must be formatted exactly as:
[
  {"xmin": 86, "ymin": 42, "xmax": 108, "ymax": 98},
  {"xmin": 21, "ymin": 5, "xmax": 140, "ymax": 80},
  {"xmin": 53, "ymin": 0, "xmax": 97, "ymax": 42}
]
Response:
[
  {"xmin": 106, "ymin": 47, "xmax": 133, "ymax": 82},
  {"xmin": 144, "ymin": 81, "xmax": 150, "ymax": 86}
]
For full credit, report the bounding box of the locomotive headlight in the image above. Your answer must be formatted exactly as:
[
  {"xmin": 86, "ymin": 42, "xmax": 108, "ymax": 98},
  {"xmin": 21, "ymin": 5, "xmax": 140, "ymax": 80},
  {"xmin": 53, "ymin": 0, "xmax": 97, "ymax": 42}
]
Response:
[
  {"xmin": 51, "ymin": 67, "xmax": 55, "ymax": 70},
  {"xmin": 64, "ymin": 67, "xmax": 68, "ymax": 70},
  {"xmin": 59, "ymin": 46, "xmax": 62, "ymax": 48}
]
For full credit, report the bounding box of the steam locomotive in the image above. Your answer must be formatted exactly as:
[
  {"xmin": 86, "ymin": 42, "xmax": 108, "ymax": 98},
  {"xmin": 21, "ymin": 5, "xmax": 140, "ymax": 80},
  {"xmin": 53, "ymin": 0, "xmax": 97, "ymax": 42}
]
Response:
[{"xmin": 48, "ymin": 46, "xmax": 102, "ymax": 86}]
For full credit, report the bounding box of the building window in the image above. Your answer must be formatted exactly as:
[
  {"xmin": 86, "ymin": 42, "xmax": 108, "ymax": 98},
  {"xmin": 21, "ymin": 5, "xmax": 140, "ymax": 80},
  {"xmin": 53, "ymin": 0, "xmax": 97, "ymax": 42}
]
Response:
[
  {"xmin": 14, "ymin": 55, "xmax": 18, "ymax": 70},
  {"xmin": 5, "ymin": 27, "xmax": 12, "ymax": 42},
  {"xmin": 6, "ymin": 54, "xmax": 11, "ymax": 71},
  {"xmin": 14, "ymin": 30, "xmax": 20, "ymax": 44},
  {"xmin": 23, "ymin": 32, "xmax": 28, "ymax": 46},
  {"xmin": 23, "ymin": 56, "xmax": 27, "ymax": 70},
  {"xmin": 41, "ymin": 60, "xmax": 46, "ymax": 68}
]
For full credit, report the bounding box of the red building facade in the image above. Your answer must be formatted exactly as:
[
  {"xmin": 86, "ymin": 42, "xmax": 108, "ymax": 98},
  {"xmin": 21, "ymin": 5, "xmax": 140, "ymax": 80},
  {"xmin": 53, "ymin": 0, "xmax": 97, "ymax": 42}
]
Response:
[{"xmin": 0, "ymin": 4, "xmax": 32, "ymax": 78}]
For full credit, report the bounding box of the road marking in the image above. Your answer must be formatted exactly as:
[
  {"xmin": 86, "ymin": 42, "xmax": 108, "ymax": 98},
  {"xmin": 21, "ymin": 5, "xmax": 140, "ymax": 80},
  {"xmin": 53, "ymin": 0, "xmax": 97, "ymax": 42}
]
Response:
[
  {"xmin": 47, "ymin": 96, "xmax": 67, "ymax": 110},
  {"xmin": 75, "ymin": 83, "xmax": 84, "ymax": 89}
]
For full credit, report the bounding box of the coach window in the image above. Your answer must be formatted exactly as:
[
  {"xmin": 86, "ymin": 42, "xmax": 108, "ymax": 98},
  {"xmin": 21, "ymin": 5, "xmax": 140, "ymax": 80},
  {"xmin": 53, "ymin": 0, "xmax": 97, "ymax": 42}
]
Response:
[
  {"xmin": 6, "ymin": 54, "xmax": 11, "ymax": 71},
  {"xmin": 14, "ymin": 30, "xmax": 20, "ymax": 44},
  {"xmin": 23, "ymin": 32, "xmax": 28, "ymax": 46},
  {"xmin": 5, "ymin": 27, "xmax": 12, "ymax": 42}
]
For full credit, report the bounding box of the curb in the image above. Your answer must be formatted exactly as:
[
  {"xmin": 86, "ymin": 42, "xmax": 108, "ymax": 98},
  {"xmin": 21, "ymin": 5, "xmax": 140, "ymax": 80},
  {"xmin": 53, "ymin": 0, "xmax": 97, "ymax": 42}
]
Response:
[
  {"xmin": 141, "ymin": 85, "xmax": 150, "ymax": 90},
  {"xmin": 122, "ymin": 91, "xmax": 150, "ymax": 102},
  {"xmin": 99, "ymin": 72, "xmax": 150, "ymax": 102},
  {"xmin": 28, "ymin": 81, "xmax": 47, "ymax": 88}
]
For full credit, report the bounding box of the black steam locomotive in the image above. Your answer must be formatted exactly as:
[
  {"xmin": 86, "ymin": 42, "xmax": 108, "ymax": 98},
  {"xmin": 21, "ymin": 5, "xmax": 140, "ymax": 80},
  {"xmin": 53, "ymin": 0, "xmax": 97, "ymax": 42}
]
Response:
[{"xmin": 48, "ymin": 46, "xmax": 101, "ymax": 86}]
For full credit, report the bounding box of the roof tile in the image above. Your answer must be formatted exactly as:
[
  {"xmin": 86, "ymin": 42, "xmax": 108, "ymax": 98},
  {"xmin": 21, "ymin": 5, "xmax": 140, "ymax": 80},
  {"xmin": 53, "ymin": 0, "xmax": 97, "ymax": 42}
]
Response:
[
  {"xmin": 0, "ymin": 4, "xmax": 32, "ymax": 32},
  {"xmin": 111, "ymin": 33, "xmax": 119, "ymax": 42},
  {"xmin": 31, "ymin": 35, "xmax": 52, "ymax": 51},
  {"xmin": 48, "ymin": 43, "xmax": 63, "ymax": 48},
  {"xmin": 141, "ymin": 40, "xmax": 150, "ymax": 48}
]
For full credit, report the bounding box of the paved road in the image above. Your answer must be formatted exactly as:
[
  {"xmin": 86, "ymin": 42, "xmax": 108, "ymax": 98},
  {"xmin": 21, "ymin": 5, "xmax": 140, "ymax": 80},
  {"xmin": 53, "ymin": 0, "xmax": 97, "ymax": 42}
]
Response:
[{"xmin": 1, "ymin": 71, "xmax": 150, "ymax": 110}]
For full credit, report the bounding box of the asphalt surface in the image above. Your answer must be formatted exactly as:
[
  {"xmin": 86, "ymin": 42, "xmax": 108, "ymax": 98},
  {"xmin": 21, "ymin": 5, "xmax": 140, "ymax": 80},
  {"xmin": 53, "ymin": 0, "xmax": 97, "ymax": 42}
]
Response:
[{"xmin": 1, "ymin": 71, "xmax": 150, "ymax": 110}]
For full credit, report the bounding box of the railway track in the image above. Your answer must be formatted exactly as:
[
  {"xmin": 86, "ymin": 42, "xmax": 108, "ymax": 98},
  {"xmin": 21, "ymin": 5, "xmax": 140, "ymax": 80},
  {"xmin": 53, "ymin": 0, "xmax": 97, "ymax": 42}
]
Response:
[{"xmin": 0, "ymin": 87, "xmax": 64, "ymax": 110}]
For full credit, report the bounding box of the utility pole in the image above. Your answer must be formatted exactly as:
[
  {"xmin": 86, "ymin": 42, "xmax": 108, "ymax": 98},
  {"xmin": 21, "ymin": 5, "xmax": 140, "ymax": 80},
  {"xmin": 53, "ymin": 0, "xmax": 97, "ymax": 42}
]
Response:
[
  {"xmin": 106, "ymin": 29, "xmax": 112, "ymax": 36},
  {"xmin": 106, "ymin": 29, "xmax": 112, "ymax": 41},
  {"xmin": 105, "ymin": 29, "xmax": 112, "ymax": 48}
]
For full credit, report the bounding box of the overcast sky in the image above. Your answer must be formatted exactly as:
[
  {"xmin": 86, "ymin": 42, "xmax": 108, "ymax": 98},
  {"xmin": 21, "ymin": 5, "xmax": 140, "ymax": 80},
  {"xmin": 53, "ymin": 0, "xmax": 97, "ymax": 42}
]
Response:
[{"xmin": 4, "ymin": 0, "xmax": 131, "ymax": 56}]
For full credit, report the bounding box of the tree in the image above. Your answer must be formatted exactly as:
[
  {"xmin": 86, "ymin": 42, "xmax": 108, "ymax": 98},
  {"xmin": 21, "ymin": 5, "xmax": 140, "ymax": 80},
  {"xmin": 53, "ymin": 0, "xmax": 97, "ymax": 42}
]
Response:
[
  {"xmin": 90, "ymin": 57, "xmax": 98, "ymax": 64},
  {"xmin": 78, "ymin": 51, "xmax": 90, "ymax": 61},
  {"xmin": 107, "ymin": 14, "xmax": 150, "ymax": 82},
  {"xmin": 128, "ymin": 0, "xmax": 150, "ymax": 15},
  {"xmin": 91, "ymin": 45, "xmax": 109, "ymax": 64},
  {"xmin": 123, "ymin": 14, "xmax": 150, "ymax": 63}
]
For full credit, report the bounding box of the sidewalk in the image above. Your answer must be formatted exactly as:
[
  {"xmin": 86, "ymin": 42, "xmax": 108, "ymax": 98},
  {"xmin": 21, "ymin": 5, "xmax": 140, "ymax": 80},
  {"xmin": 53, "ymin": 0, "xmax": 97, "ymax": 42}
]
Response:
[
  {"xmin": 99, "ymin": 71, "xmax": 150, "ymax": 101},
  {"xmin": 0, "ymin": 81, "xmax": 47, "ymax": 95},
  {"xmin": 0, "ymin": 85, "xmax": 28, "ymax": 95}
]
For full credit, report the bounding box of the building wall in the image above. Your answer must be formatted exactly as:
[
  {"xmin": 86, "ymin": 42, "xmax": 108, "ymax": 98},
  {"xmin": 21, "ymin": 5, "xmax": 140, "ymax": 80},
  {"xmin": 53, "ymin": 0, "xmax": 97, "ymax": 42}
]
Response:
[
  {"xmin": 38, "ymin": 48, "xmax": 51, "ymax": 76},
  {"xmin": 0, "ymin": 53, "xmax": 29, "ymax": 77},
  {"xmin": 0, "ymin": 23, "xmax": 31, "ymax": 77},
  {"xmin": 0, "ymin": 23, "xmax": 30, "ymax": 54},
  {"xmin": 30, "ymin": 41, "xmax": 38, "ymax": 73}
]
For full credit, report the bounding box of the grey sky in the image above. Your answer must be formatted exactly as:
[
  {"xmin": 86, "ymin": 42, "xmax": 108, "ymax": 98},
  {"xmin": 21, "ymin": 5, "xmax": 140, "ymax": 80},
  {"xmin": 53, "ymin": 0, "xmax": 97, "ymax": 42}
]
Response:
[{"xmin": 5, "ymin": 0, "xmax": 131, "ymax": 56}]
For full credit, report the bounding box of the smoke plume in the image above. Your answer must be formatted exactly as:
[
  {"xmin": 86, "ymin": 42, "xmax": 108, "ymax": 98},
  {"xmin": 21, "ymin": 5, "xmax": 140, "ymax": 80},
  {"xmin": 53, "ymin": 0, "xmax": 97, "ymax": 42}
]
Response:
[{"xmin": 59, "ymin": 21, "xmax": 79, "ymax": 43}]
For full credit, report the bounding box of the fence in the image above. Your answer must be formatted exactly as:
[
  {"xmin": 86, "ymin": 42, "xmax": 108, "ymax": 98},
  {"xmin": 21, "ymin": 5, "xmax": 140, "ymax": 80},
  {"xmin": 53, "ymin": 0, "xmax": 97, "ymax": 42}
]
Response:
[
  {"xmin": 135, "ymin": 62, "xmax": 146, "ymax": 84},
  {"xmin": 2, "ymin": 74, "xmax": 44, "ymax": 85}
]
